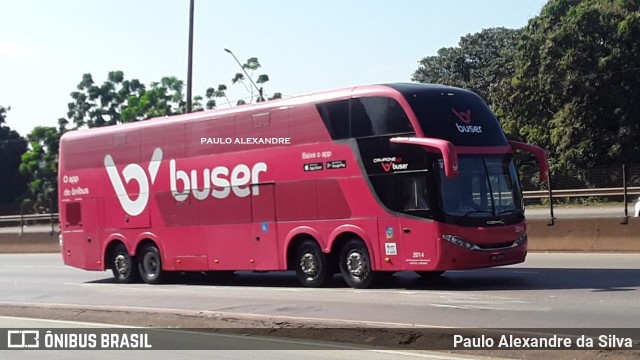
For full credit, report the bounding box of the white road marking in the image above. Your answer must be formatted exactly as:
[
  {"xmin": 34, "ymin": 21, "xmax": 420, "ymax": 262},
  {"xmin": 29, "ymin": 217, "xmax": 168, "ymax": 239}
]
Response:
[{"xmin": 0, "ymin": 315, "xmax": 128, "ymax": 327}]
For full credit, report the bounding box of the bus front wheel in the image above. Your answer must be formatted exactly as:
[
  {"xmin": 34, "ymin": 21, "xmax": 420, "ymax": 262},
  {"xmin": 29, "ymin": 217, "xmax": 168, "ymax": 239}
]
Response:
[
  {"xmin": 138, "ymin": 244, "xmax": 165, "ymax": 284},
  {"xmin": 295, "ymin": 240, "xmax": 330, "ymax": 287},
  {"xmin": 339, "ymin": 239, "xmax": 376, "ymax": 289},
  {"xmin": 110, "ymin": 244, "xmax": 140, "ymax": 283}
]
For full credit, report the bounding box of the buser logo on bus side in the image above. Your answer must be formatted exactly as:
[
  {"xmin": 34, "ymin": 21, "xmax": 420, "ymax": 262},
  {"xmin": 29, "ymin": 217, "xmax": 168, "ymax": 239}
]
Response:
[
  {"xmin": 170, "ymin": 160, "xmax": 267, "ymax": 201},
  {"xmin": 105, "ymin": 148, "xmax": 267, "ymax": 216}
]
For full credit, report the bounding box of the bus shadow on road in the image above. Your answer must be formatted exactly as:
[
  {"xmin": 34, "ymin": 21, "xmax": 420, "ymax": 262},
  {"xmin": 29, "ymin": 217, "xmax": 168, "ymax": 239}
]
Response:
[
  {"xmin": 90, "ymin": 267, "xmax": 640, "ymax": 292},
  {"xmin": 383, "ymin": 268, "xmax": 640, "ymax": 292}
]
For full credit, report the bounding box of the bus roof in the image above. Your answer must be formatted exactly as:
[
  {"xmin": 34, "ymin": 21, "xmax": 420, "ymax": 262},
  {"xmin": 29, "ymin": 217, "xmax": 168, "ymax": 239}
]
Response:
[{"xmin": 60, "ymin": 83, "xmax": 469, "ymax": 141}]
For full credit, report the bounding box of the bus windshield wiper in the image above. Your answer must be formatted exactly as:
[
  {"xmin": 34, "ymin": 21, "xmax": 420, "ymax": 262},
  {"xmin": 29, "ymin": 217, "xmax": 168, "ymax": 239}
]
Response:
[{"xmin": 460, "ymin": 210, "xmax": 493, "ymax": 218}]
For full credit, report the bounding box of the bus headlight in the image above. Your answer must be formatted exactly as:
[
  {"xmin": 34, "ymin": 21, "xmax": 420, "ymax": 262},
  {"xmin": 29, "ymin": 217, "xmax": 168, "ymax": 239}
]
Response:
[
  {"xmin": 442, "ymin": 233, "xmax": 527, "ymax": 251},
  {"xmin": 59, "ymin": 234, "xmax": 63, "ymax": 247},
  {"xmin": 515, "ymin": 233, "xmax": 527, "ymax": 246},
  {"xmin": 442, "ymin": 234, "xmax": 475, "ymax": 250}
]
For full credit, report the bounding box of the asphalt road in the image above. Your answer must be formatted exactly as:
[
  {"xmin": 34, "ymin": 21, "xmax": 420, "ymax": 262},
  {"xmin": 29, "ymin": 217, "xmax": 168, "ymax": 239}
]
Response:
[{"xmin": 0, "ymin": 253, "xmax": 638, "ymax": 329}]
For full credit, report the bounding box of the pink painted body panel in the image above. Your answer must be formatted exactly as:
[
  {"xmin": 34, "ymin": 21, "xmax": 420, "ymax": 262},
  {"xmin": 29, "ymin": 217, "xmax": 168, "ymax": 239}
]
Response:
[{"xmin": 58, "ymin": 84, "xmax": 534, "ymax": 274}]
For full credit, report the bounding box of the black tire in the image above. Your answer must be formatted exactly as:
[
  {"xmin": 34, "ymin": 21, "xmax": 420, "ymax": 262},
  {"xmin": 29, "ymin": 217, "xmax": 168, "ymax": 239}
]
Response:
[
  {"xmin": 110, "ymin": 244, "xmax": 140, "ymax": 283},
  {"xmin": 137, "ymin": 244, "xmax": 165, "ymax": 284},
  {"xmin": 339, "ymin": 239, "xmax": 377, "ymax": 289},
  {"xmin": 295, "ymin": 240, "xmax": 330, "ymax": 287},
  {"xmin": 416, "ymin": 271, "xmax": 445, "ymax": 279}
]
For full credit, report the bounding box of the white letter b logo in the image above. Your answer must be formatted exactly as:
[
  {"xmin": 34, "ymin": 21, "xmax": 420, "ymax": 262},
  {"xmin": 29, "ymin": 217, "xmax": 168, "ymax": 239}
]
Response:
[{"xmin": 104, "ymin": 148, "xmax": 163, "ymax": 216}]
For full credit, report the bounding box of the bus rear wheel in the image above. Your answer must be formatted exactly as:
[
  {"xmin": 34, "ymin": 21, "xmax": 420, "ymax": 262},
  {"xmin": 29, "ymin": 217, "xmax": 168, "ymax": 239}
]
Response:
[
  {"xmin": 339, "ymin": 239, "xmax": 376, "ymax": 289},
  {"xmin": 110, "ymin": 244, "xmax": 139, "ymax": 283},
  {"xmin": 138, "ymin": 244, "xmax": 165, "ymax": 284},
  {"xmin": 295, "ymin": 240, "xmax": 330, "ymax": 287}
]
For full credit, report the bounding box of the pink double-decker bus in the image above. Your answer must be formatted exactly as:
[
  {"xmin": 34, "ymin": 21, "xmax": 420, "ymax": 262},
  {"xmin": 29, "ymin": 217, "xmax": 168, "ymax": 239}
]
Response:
[{"xmin": 58, "ymin": 83, "xmax": 548, "ymax": 288}]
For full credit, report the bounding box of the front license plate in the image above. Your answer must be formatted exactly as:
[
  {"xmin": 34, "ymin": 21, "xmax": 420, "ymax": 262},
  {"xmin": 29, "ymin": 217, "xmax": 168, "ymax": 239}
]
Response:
[{"xmin": 490, "ymin": 254, "xmax": 504, "ymax": 262}]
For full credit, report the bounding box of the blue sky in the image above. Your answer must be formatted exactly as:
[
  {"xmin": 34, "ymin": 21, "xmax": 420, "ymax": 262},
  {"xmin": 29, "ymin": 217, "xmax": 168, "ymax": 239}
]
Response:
[{"xmin": 0, "ymin": 0, "xmax": 547, "ymax": 136}]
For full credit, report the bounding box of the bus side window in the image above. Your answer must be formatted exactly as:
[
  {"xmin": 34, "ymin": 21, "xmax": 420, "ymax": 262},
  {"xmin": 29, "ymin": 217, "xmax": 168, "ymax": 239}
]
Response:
[
  {"xmin": 350, "ymin": 98, "xmax": 373, "ymax": 138},
  {"xmin": 316, "ymin": 100, "xmax": 350, "ymax": 140},
  {"xmin": 318, "ymin": 97, "xmax": 413, "ymax": 140},
  {"xmin": 356, "ymin": 97, "xmax": 413, "ymax": 137}
]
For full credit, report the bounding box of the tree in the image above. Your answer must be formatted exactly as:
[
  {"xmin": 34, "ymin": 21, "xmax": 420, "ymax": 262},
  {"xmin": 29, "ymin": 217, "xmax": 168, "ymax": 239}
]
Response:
[
  {"xmin": 207, "ymin": 84, "xmax": 231, "ymax": 108},
  {"xmin": 19, "ymin": 126, "xmax": 60, "ymax": 213},
  {"xmin": 0, "ymin": 106, "xmax": 28, "ymax": 206},
  {"xmin": 0, "ymin": 105, "xmax": 9, "ymax": 124},
  {"xmin": 412, "ymin": 27, "xmax": 522, "ymax": 107},
  {"xmin": 67, "ymin": 71, "xmax": 145, "ymax": 128},
  {"xmin": 498, "ymin": 0, "xmax": 640, "ymax": 171},
  {"xmin": 122, "ymin": 76, "xmax": 187, "ymax": 122},
  {"xmin": 230, "ymin": 57, "xmax": 278, "ymax": 104}
]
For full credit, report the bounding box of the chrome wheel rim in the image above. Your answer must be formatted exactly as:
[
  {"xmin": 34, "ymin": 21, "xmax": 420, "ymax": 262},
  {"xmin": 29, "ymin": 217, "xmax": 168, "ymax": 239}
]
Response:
[
  {"xmin": 300, "ymin": 253, "xmax": 319, "ymax": 277},
  {"xmin": 114, "ymin": 254, "xmax": 129, "ymax": 276},
  {"xmin": 346, "ymin": 251, "xmax": 367, "ymax": 277}
]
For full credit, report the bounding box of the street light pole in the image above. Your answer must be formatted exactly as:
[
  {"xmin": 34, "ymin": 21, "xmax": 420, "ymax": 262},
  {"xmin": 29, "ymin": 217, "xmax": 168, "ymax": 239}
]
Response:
[
  {"xmin": 224, "ymin": 48, "xmax": 264, "ymax": 102},
  {"xmin": 186, "ymin": 0, "xmax": 195, "ymax": 113}
]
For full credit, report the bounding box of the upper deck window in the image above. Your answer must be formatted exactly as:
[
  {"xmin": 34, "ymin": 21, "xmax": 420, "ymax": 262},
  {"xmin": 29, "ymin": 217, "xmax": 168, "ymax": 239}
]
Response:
[
  {"xmin": 317, "ymin": 97, "xmax": 413, "ymax": 140},
  {"xmin": 316, "ymin": 99, "xmax": 350, "ymax": 139}
]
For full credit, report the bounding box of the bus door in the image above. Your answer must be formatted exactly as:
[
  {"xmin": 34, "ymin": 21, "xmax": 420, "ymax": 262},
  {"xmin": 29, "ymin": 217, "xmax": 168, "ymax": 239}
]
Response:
[
  {"xmin": 397, "ymin": 174, "xmax": 437, "ymax": 270},
  {"xmin": 377, "ymin": 217, "xmax": 435, "ymax": 271},
  {"xmin": 376, "ymin": 173, "xmax": 436, "ymax": 271},
  {"xmin": 398, "ymin": 217, "xmax": 436, "ymax": 270},
  {"xmin": 251, "ymin": 183, "xmax": 279, "ymax": 270}
]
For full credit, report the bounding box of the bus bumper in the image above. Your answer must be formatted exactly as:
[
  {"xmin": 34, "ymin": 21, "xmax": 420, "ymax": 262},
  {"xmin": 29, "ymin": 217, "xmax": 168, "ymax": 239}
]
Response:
[{"xmin": 434, "ymin": 237, "xmax": 527, "ymax": 270}]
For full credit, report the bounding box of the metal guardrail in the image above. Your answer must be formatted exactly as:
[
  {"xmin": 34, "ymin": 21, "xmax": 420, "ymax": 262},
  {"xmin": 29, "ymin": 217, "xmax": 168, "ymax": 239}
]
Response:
[
  {"xmin": 523, "ymin": 187, "xmax": 640, "ymax": 199},
  {"xmin": 0, "ymin": 214, "xmax": 58, "ymax": 222},
  {"xmin": 0, "ymin": 213, "xmax": 59, "ymax": 224},
  {"xmin": 522, "ymin": 187, "xmax": 640, "ymax": 225},
  {"xmin": 0, "ymin": 213, "xmax": 58, "ymax": 236}
]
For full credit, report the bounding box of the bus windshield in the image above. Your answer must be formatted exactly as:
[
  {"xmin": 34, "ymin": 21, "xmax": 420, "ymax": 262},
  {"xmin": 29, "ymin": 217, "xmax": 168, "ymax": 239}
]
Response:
[{"xmin": 437, "ymin": 157, "xmax": 523, "ymax": 223}]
